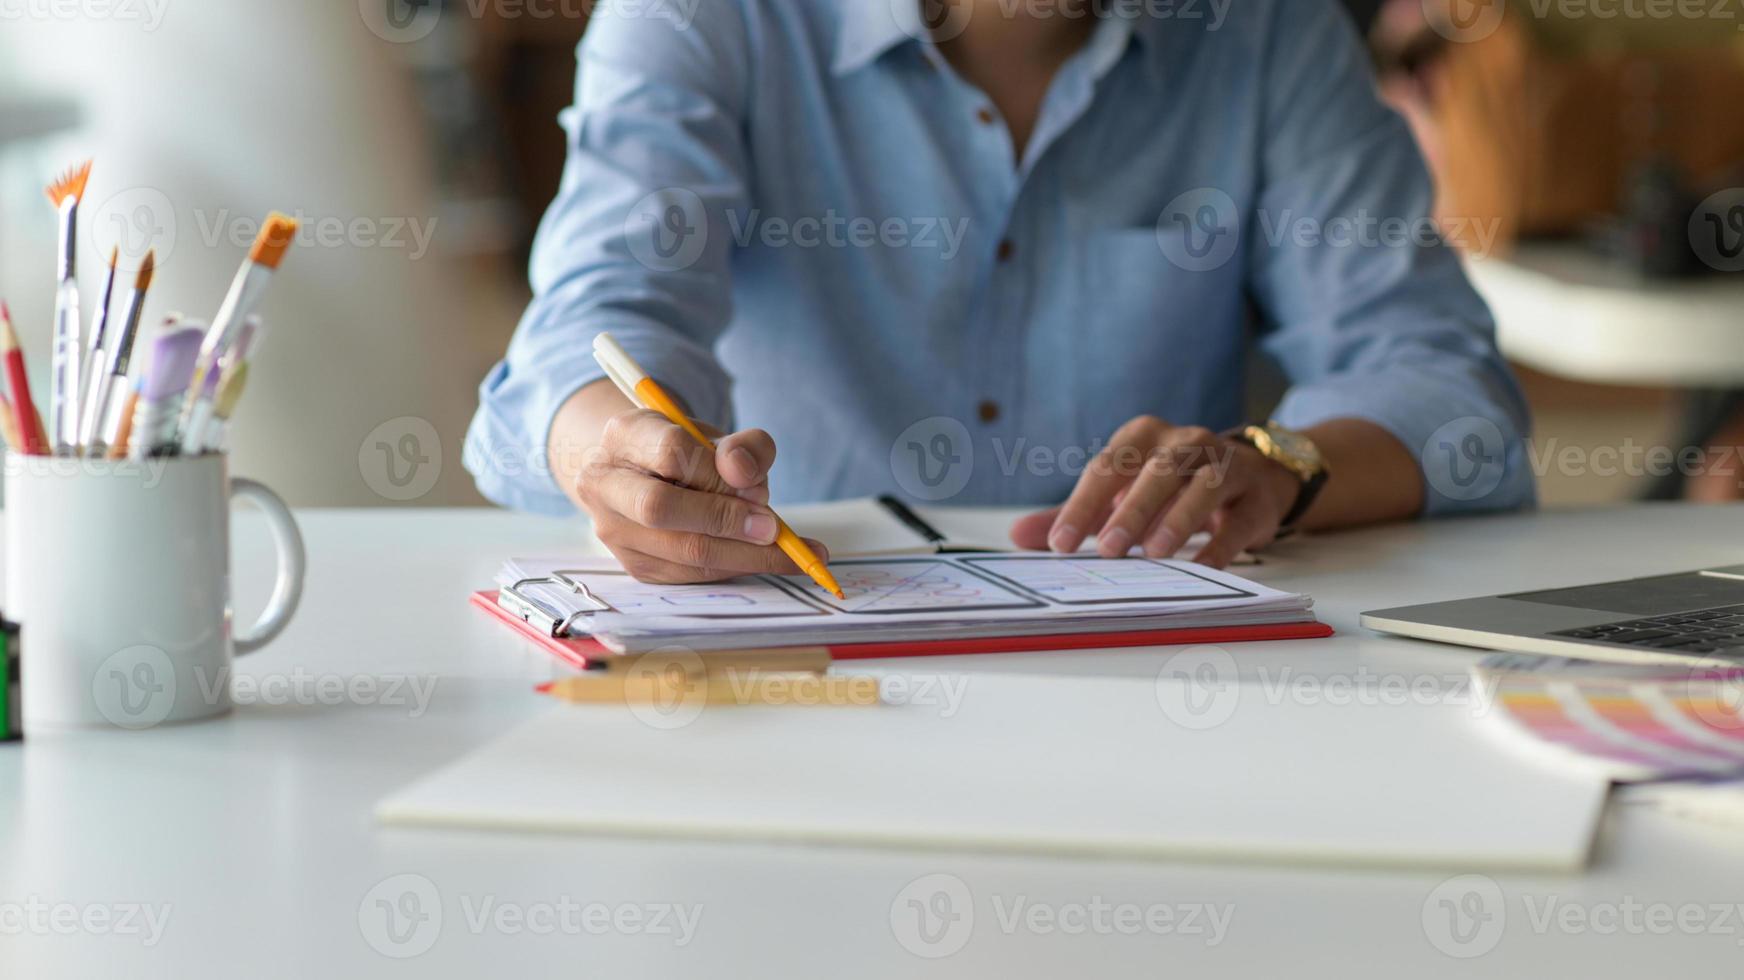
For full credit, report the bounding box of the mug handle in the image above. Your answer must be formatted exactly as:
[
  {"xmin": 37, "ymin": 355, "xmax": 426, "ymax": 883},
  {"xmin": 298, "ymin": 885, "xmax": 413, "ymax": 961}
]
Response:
[{"xmin": 230, "ymin": 477, "xmax": 307, "ymax": 655}]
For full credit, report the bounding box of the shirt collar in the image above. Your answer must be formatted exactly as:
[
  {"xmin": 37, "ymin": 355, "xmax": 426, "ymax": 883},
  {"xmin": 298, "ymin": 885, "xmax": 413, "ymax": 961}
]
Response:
[
  {"xmin": 833, "ymin": 1, "xmax": 921, "ymax": 76},
  {"xmin": 833, "ymin": 2, "xmax": 1152, "ymax": 78}
]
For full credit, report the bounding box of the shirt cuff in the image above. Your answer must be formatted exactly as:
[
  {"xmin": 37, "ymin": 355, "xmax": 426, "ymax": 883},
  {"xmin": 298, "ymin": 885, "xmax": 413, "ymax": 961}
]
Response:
[
  {"xmin": 1273, "ymin": 382, "xmax": 1537, "ymax": 518},
  {"xmin": 464, "ymin": 315, "xmax": 734, "ymax": 515}
]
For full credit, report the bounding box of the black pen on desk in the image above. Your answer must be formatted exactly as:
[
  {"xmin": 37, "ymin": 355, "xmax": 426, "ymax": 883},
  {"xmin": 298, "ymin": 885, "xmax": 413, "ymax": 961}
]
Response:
[{"xmin": 877, "ymin": 495, "xmax": 947, "ymax": 546}]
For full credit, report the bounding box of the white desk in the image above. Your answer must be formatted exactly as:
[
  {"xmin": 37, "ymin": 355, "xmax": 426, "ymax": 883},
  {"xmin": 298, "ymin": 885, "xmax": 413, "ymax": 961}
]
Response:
[
  {"xmin": 1468, "ymin": 245, "xmax": 1744, "ymax": 386},
  {"xmin": 3, "ymin": 505, "xmax": 1743, "ymax": 977}
]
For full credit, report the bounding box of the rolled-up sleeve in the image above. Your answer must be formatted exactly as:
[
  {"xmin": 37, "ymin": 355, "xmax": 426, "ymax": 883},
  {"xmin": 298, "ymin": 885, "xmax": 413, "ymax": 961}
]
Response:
[
  {"xmin": 1248, "ymin": 0, "xmax": 1535, "ymax": 516},
  {"xmin": 464, "ymin": 0, "xmax": 752, "ymax": 515}
]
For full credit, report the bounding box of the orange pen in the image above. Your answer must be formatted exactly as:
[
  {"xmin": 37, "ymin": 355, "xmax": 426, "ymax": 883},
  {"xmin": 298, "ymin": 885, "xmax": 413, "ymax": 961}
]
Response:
[{"xmin": 592, "ymin": 332, "xmax": 844, "ymax": 599}]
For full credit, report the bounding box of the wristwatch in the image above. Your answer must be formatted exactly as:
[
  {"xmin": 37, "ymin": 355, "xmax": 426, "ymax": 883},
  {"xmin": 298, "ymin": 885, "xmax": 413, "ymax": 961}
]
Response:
[{"xmin": 1228, "ymin": 422, "xmax": 1330, "ymax": 532}]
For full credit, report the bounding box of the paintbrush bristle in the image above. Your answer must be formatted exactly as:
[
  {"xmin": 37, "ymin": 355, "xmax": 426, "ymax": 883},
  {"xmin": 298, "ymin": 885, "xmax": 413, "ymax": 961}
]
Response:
[
  {"xmin": 141, "ymin": 327, "xmax": 205, "ymax": 402},
  {"xmin": 136, "ymin": 250, "xmax": 156, "ymax": 291},
  {"xmin": 249, "ymin": 212, "xmax": 299, "ymax": 270},
  {"xmin": 43, "ymin": 160, "xmax": 92, "ymax": 207},
  {"xmin": 107, "ymin": 245, "xmax": 119, "ymax": 268}
]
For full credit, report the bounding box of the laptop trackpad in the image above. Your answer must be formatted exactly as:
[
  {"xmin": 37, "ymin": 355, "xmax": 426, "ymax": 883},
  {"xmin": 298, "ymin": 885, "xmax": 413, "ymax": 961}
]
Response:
[{"xmin": 1506, "ymin": 571, "xmax": 1744, "ymax": 618}]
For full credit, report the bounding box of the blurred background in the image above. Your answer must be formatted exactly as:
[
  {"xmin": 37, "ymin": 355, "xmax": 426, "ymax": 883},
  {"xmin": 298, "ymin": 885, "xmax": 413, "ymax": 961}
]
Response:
[{"xmin": 0, "ymin": 0, "xmax": 1742, "ymax": 507}]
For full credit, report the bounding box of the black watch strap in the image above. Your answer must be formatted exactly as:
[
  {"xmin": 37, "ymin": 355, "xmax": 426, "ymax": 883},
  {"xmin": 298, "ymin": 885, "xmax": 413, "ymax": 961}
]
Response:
[{"xmin": 1279, "ymin": 469, "xmax": 1329, "ymax": 532}]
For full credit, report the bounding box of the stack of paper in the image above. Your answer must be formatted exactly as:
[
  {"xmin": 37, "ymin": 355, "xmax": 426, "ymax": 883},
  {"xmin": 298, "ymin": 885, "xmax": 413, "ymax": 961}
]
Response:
[{"xmin": 497, "ymin": 553, "xmax": 1316, "ymax": 653}]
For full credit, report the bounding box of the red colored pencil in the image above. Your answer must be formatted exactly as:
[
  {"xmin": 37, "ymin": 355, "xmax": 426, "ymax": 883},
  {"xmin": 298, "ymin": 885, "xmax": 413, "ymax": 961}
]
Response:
[{"xmin": 0, "ymin": 302, "xmax": 50, "ymax": 455}]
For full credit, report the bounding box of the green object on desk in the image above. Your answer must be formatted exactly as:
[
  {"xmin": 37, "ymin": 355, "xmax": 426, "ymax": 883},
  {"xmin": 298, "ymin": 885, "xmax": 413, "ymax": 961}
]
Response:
[{"xmin": 1, "ymin": 618, "xmax": 19, "ymax": 742}]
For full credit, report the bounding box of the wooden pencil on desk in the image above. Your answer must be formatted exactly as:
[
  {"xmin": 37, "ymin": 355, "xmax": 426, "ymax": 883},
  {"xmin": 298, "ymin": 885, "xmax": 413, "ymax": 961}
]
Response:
[
  {"xmin": 537, "ymin": 672, "xmax": 882, "ymax": 708},
  {"xmin": 593, "ymin": 646, "xmax": 832, "ymax": 676}
]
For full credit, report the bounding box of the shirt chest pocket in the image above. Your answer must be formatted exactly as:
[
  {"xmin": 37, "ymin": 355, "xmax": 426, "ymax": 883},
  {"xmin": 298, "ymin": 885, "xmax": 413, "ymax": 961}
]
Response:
[{"xmin": 1071, "ymin": 228, "xmax": 1248, "ymax": 436}]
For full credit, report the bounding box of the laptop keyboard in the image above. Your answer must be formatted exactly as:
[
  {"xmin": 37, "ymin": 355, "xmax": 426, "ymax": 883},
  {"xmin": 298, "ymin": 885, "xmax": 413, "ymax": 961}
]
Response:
[{"xmin": 1552, "ymin": 604, "xmax": 1744, "ymax": 655}]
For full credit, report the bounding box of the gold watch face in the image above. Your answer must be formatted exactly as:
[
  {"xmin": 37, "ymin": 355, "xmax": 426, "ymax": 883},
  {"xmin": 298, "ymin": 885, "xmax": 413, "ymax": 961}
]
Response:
[{"xmin": 1251, "ymin": 424, "xmax": 1324, "ymax": 481}]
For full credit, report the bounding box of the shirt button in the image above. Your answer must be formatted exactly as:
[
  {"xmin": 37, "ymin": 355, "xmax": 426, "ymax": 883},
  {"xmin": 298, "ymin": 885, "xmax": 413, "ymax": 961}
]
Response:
[
  {"xmin": 996, "ymin": 239, "xmax": 1015, "ymax": 263},
  {"xmin": 978, "ymin": 400, "xmax": 1001, "ymax": 424},
  {"xmin": 976, "ymin": 107, "xmax": 996, "ymax": 125}
]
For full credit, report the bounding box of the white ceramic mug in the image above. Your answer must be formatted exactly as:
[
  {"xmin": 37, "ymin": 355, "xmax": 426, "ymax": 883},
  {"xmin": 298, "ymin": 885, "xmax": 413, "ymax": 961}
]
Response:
[{"xmin": 3, "ymin": 453, "xmax": 305, "ymax": 730}]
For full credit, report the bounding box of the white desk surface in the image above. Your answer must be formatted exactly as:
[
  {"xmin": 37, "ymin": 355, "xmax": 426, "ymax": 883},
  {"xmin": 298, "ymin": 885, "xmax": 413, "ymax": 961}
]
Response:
[
  {"xmin": 4, "ymin": 503, "xmax": 1744, "ymax": 978},
  {"xmin": 1468, "ymin": 245, "xmax": 1744, "ymax": 386}
]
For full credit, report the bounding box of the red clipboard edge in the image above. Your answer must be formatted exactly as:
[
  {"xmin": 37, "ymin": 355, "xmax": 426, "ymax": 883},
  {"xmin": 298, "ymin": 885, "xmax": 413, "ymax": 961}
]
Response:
[{"xmin": 473, "ymin": 589, "xmax": 1333, "ymax": 668}]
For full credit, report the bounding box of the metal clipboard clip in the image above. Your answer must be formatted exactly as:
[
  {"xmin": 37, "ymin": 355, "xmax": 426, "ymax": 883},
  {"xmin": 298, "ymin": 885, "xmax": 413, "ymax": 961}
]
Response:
[{"xmin": 496, "ymin": 573, "xmax": 613, "ymax": 638}]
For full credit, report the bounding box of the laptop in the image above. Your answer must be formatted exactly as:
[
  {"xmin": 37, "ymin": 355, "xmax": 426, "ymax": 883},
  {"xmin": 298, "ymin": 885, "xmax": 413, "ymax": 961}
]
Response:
[{"xmin": 1362, "ymin": 565, "xmax": 1744, "ymax": 666}]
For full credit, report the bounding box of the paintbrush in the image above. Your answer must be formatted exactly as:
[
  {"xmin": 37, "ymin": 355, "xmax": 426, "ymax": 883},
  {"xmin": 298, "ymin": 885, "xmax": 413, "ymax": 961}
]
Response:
[
  {"xmin": 181, "ymin": 213, "xmax": 297, "ymax": 451},
  {"xmin": 0, "ymin": 301, "xmax": 49, "ymax": 455},
  {"xmin": 128, "ymin": 327, "xmax": 203, "ymax": 461},
  {"xmin": 197, "ymin": 316, "xmax": 263, "ymax": 453},
  {"xmin": 78, "ymin": 246, "xmax": 119, "ymax": 453},
  {"xmin": 45, "ymin": 160, "xmax": 91, "ymax": 454},
  {"xmin": 84, "ymin": 250, "xmax": 155, "ymax": 452}
]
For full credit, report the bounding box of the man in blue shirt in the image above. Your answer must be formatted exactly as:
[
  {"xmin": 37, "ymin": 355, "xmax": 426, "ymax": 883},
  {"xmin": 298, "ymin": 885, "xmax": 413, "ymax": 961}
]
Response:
[{"xmin": 466, "ymin": 0, "xmax": 1534, "ymax": 581}]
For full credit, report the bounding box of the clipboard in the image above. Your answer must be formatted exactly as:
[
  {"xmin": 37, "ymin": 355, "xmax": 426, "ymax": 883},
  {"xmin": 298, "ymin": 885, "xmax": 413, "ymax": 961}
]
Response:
[{"xmin": 473, "ymin": 588, "xmax": 1334, "ymax": 670}]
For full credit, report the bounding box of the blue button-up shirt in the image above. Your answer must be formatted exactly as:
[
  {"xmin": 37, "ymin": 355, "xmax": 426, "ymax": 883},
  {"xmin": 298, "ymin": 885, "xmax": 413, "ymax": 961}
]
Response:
[{"xmin": 466, "ymin": 0, "xmax": 1534, "ymax": 515}]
